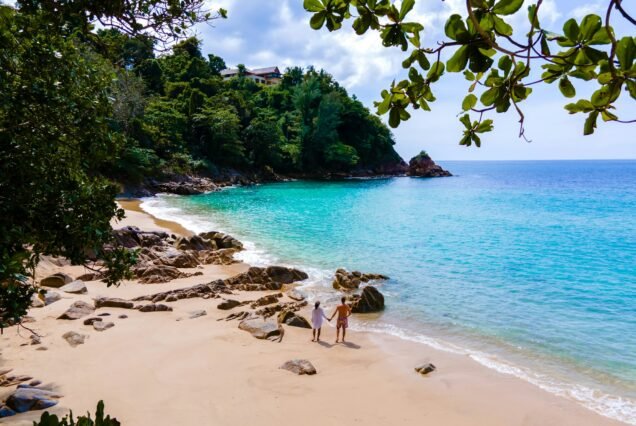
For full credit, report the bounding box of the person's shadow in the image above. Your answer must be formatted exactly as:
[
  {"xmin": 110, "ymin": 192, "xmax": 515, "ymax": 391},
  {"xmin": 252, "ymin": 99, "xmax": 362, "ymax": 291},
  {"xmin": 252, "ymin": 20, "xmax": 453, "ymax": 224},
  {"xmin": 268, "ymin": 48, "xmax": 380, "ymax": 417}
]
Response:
[
  {"xmin": 317, "ymin": 341, "xmax": 334, "ymax": 348},
  {"xmin": 341, "ymin": 341, "xmax": 361, "ymax": 349}
]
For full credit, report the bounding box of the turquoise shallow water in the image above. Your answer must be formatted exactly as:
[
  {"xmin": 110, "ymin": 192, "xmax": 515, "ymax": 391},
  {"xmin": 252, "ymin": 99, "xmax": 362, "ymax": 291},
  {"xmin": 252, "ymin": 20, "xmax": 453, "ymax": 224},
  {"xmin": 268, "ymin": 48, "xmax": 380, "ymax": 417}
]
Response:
[{"xmin": 142, "ymin": 160, "xmax": 636, "ymax": 423}]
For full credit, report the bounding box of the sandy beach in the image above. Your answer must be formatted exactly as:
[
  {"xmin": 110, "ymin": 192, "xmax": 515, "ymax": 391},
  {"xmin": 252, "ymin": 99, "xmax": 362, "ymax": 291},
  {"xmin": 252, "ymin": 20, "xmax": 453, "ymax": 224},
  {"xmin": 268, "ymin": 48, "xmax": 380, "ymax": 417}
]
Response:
[{"xmin": 0, "ymin": 202, "xmax": 625, "ymax": 426}]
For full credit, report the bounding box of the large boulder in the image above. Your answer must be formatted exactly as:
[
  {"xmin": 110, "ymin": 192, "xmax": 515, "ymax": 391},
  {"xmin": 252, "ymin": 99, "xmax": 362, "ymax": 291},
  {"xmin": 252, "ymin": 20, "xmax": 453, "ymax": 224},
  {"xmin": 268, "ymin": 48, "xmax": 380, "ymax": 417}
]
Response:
[
  {"xmin": 407, "ymin": 151, "xmax": 452, "ymax": 177},
  {"xmin": 93, "ymin": 321, "xmax": 115, "ymax": 332},
  {"xmin": 174, "ymin": 235, "xmax": 215, "ymax": 251},
  {"xmin": 280, "ymin": 360, "xmax": 317, "ymax": 375},
  {"xmin": 60, "ymin": 280, "xmax": 87, "ymax": 294},
  {"xmin": 94, "ymin": 297, "xmax": 134, "ymax": 309},
  {"xmin": 349, "ymin": 286, "xmax": 385, "ymax": 313},
  {"xmin": 238, "ymin": 318, "xmax": 281, "ymax": 339},
  {"xmin": 199, "ymin": 231, "xmax": 243, "ymax": 250},
  {"xmin": 156, "ymin": 248, "xmax": 200, "ymax": 268},
  {"xmin": 332, "ymin": 268, "xmax": 388, "ymax": 291},
  {"xmin": 278, "ymin": 311, "xmax": 311, "ymax": 329},
  {"xmin": 30, "ymin": 293, "xmax": 45, "ymax": 308},
  {"xmin": 58, "ymin": 301, "xmax": 94, "ymax": 320},
  {"xmin": 5, "ymin": 387, "xmax": 62, "ymax": 413},
  {"xmin": 250, "ymin": 293, "xmax": 282, "ymax": 308},
  {"xmin": 135, "ymin": 265, "xmax": 192, "ymax": 284},
  {"xmin": 138, "ymin": 303, "xmax": 172, "ymax": 312},
  {"xmin": 112, "ymin": 226, "xmax": 168, "ymax": 248}
]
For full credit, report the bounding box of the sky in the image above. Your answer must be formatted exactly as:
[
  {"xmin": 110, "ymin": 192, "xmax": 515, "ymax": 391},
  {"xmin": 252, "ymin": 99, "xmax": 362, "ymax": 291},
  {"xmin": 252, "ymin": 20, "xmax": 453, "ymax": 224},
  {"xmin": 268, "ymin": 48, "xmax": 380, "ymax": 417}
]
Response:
[{"xmin": 192, "ymin": 0, "xmax": 635, "ymax": 161}]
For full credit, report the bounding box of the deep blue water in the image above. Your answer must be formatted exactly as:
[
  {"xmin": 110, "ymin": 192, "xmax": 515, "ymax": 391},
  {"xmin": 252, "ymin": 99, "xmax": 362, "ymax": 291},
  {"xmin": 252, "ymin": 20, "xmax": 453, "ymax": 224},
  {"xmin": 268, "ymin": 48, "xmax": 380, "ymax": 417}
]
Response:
[{"xmin": 143, "ymin": 160, "xmax": 636, "ymax": 423}]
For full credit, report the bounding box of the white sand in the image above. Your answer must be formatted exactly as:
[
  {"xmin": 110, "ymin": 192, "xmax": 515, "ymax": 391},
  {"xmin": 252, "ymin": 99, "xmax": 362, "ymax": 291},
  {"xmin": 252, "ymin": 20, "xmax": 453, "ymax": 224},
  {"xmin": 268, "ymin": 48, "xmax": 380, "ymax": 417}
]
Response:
[{"xmin": 0, "ymin": 205, "xmax": 624, "ymax": 425}]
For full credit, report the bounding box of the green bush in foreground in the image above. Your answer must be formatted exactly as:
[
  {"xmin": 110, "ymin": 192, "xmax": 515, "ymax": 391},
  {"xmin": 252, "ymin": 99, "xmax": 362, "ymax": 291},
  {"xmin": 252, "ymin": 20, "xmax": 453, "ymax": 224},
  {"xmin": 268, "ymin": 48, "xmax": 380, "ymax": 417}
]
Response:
[{"xmin": 34, "ymin": 401, "xmax": 120, "ymax": 426}]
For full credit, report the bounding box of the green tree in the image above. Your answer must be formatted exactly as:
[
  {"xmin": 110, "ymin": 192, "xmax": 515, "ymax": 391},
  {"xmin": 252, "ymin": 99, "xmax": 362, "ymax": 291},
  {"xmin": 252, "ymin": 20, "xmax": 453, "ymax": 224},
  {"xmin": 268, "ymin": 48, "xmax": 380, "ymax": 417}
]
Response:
[
  {"xmin": 0, "ymin": 7, "xmax": 136, "ymax": 330},
  {"xmin": 303, "ymin": 0, "xmax": 636, "ymax": 145},
  {"xmin": 208, "ymin": 54, "xmax": 227, "ymax": 75},
  {"xmin": 193, "ymin": 105, "xmax": 246, "ymax": 166},
  {"xmin": 244, "ymin": 109, "xmax": 285, "ymax": 168}
]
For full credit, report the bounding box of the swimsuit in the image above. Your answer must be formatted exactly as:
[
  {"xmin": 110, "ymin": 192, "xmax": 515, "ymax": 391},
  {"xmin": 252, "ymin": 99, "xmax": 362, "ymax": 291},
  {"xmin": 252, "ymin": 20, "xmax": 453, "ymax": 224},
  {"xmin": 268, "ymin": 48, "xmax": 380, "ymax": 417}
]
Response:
[{"xmin": 337, "ymin": 316, "xmax": 348, "ymax": 329}]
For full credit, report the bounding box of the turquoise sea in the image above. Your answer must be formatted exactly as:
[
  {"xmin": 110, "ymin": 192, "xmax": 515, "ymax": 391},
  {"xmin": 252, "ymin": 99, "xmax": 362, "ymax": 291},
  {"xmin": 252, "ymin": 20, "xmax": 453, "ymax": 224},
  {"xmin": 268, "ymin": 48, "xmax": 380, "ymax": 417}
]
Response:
[{"xmin": 142, "ymin": 160, "xmax": 636, "ymax": 424}]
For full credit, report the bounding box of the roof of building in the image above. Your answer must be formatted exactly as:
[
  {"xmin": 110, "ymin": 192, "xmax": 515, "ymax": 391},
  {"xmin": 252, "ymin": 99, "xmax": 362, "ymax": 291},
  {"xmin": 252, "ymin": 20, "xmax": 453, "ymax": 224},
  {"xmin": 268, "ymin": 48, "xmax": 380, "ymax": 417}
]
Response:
[
  {"xmin": 220, "ymin": 68, "xmax": 238, "ymax": 76},
  {"xmin": 251, "ymin": 66, "xmax": 280, "ymax": 75}
]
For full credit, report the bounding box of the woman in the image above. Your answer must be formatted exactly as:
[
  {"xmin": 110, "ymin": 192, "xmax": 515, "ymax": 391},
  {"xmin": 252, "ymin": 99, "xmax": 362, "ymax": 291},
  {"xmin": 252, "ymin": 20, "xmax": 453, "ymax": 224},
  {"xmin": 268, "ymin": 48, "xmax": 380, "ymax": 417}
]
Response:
[{"xmin": 311, "ymin": 301, "xmax": 330, "ymax": 342}]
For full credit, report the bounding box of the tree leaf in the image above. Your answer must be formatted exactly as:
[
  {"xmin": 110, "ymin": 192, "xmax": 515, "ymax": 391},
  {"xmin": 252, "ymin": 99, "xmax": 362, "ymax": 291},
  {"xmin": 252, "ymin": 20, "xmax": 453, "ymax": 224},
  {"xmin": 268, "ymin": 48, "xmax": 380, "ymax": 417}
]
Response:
[
  {"xmin": 309, "ymin": 12, "xmax": 326, "ymax": 30},
  {"xmin": 388, "ymin": 107, "xmax": 401, "ymax": 127},
  {"xmin": 462, "ymin": 94, "xmax": 478, "ymax": 111},
  {"xmin": 492, "ymin": 0, "xmax": 524, "ymax": 16},
  {"xmin": 303, "ymin": 0, "xmax": 324, "ymax": 12},
  {"xmin": 579, "ymin": 14, "xmax": 601, "ymax": 41},
  {"xmin": 493, "ymin": 15, "xmax": 513, "ymax": 36},
  {"xmin": 447, "ymin": 45, "xmax": 469, "ymax": 72},
  {"xmin": 616, "ymin": 36, "xmax": 636, "ymax": 70},
  {"xmin": 583, "ymin": 110, "xmax": 598, "ymax": 135},
  {"xmin": 562, "ymin": 18, "xmax": 580, "ymax": 42},
  {"xmin": 558, "ymin": 77, "xmax": 576, "ymax": 98},
  {"xmin": 399, "ymin": 0, "xmax": 415, "ymax": 21},
  {"xmin": 459, "ymin": 114, "xmax": 472, "ymax": 129},
  {"xmin": 476, "ymin": 119, "xmax": 494, "ymax": 133}
]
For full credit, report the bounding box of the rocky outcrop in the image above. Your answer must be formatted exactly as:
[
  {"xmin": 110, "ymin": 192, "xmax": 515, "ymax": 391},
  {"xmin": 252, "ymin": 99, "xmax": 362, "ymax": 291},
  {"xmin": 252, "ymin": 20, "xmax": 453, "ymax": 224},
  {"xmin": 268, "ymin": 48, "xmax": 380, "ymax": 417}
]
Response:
[
  {"xmin": 278, "ymin": 311, "xmax": 311, "ymax": 329},
  {"xmin": 415, "ymin": 363, "xmax": 436, "ymax": 375},
  {"xmin": 62, "ymin": 331, "xmax": 86, "ymax": 347},
  {"xmin": 349, "ymin": 286, "xmax": 385, "ymax": 313},
  {"xmin": 152, "ymin": 175, "xmax": 218, "ymax": 195},
  {"xmin": 133, "ymin": 280, "xmax": 230, "ymax": 303},
  {"xmin": 238, "ymin": 318, "xmax": 281, "ymax": 340},
  {"xmin": 113, "ymin": 226, "xmax": 242, "ymax": 283},
  {"xmin": 280, "ymin": 360, "xmax": 317, "ymax": 375},
  {"xmin": 332, "ymin": 268, "xmax": 388, "ymax": 291},
  {"xmin": 250, "ymin": 293, "xmax": 282, "ymax": 308},
  {"xmin": 94, "ymin": 297, "xmax": 134, "ymax": 309},
  {"xmin": 407, "ymin": 151, "xmax": 451, "ymax": 177},
  {"xmin": 58, "ymin": 301, "xmax": 94, "ymax": 320},
  {"xmin": 286, "ymin": 289, "xmax": 305, "ymax": 301},
  {"xmin": 60, "ymin": 280, "xmax": 87, "ymax": 294},
  {"xmin": 255, "ymin": 300, "xmax": 307, "ymax": 319},
  {"xmin": 225, "ymin": 266, "xmax": 308, "ymax": 291}
]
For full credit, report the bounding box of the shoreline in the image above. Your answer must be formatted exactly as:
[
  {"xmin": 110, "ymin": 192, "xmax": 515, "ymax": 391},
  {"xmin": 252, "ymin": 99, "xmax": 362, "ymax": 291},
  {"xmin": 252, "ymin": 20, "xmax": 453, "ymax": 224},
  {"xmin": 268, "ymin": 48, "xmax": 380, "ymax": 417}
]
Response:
[{"xmin": 0, "ymin": 201, "xmax": 627, "ymax": 425}]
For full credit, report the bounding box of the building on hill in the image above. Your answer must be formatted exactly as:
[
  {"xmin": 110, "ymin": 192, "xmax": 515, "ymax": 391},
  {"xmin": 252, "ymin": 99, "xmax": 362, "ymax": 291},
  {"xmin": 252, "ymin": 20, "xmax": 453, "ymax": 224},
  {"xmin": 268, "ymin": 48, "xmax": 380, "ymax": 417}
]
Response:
[{"xmin": 220, "ymin": 66, "xmax": 282, "ymax": 85}]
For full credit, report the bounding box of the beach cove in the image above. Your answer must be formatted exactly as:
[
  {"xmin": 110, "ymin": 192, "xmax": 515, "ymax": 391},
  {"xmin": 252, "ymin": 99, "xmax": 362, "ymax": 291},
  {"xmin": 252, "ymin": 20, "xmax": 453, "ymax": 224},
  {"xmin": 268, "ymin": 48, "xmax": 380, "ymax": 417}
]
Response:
[{"xmin": 0, "ymin": 191, "xmax": 629, "ymax": 425}]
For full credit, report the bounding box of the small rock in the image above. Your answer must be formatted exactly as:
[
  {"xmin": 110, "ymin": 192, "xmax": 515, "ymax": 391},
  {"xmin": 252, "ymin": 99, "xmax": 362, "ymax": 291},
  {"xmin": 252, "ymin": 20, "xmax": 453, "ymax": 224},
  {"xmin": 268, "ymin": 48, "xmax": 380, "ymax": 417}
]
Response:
[
  {"xmin": 36, "ymin": 347, "xmax": 48, "ymax": 351},
  {"xmin": 238, "ymin": 318, "xmax": 281, "ymax": 340},
  {"xmin": 414, "ymin": 363, "xmax": 436, "ymax": 375},
  {"xmin": 83, "ymin": 317, "xmax": 103, "ymax": 326},
  {"xmin": 277, "ymin": 311, "xmax": 311, "ymax": 328},
  {"xmin": 98, "ymin": 313, "xmax": 111, "ymax": 316},
  {"xmin": 118, "ymin": 314, "xmax": 128, "ymax": 319},
  {"xmin": 94, "ymin": 297, "xmax": 134, "ymax": 309},
  {"xmin": 58, "ymin": 301, "xmax": 95, "ymax": 320},
  {"xmin": 217, "ymin": 299, "xmax": 241, "ymax": 310},
  {"xmin": 44, "ymin": 291, "xmax": 61, "ymax": 306},
  {"xmin": 138, "ymin": 303, "xmax": 172, "ymax": 312},
  {"xmin": 189, "ymin": 310, "xmax": 207, "ymax": 319},
  {"xmin": 93, "ymin": 321, "xmax": 114, "ymax": 332},
  {"xmin": 62, "ymin": 331, "xmax": 86, "ymax": 347},
  {"xmin": 280, "ymin": 359, "xmax": 317, "ymax": 375},
  {"xmin": 29, "ymin": 380, "xmax": 42, "ymax": 387},
  {"xmin": 60, "ymin": 280, "xmax": 87, "ymax": 294},
  {"xmin": 30, "ymin": 335, "xmax": 41, "ymax": 345}
]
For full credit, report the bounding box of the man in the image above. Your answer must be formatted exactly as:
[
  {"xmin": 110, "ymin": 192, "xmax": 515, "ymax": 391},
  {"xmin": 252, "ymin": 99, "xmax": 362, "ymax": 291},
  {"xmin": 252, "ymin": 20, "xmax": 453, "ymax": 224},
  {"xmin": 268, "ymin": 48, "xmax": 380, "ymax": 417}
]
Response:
[{"xmin": 330, "ymin": 297, "xmax": 351, "ymax": 343}]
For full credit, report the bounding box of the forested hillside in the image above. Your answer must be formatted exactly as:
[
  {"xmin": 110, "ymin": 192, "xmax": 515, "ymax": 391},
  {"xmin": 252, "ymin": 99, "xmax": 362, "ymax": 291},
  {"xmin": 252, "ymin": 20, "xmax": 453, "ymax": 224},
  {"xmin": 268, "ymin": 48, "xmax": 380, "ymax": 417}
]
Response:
[{"xmin": 102, "ymin": 35, "xmax": 405, "ymax": 183}]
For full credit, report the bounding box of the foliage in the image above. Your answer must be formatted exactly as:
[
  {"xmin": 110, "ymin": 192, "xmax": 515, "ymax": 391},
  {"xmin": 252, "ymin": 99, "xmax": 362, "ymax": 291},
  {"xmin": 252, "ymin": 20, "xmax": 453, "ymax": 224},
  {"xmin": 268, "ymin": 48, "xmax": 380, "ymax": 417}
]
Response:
[
  {"xmin": 302, "ymin": 0, "xmax": 636, "ymax": 144},
  {"xmin": 34, "ymin": 401, "xmax": 120, "ymax": 426},
  {"xmin": 1, "ymin": 0, "xmax": 218, "ymax": 329}
]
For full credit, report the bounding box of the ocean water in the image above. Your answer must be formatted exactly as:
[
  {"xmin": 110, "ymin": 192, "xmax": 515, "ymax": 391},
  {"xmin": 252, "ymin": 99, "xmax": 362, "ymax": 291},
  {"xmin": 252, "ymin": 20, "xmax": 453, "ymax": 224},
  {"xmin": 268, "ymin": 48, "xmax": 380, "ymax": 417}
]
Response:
[{"xmin": 142, "ymin": 160, "xmax": 636, "ymax": 424}]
